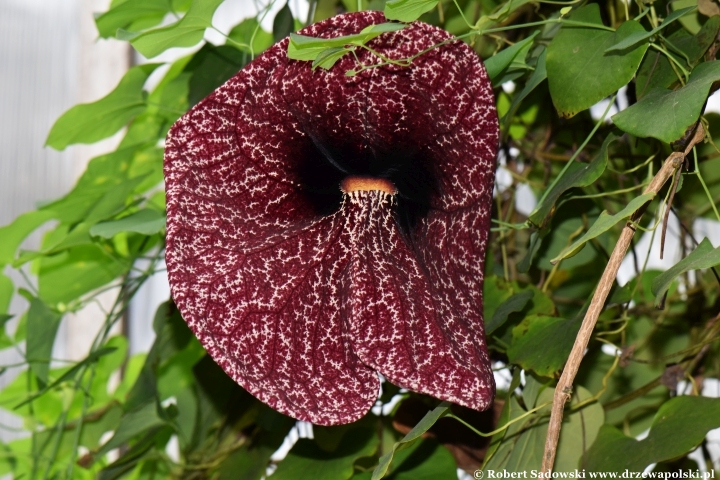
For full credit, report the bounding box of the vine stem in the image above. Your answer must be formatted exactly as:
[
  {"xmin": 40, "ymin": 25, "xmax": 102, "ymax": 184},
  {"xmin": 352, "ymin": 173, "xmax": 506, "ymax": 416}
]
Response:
[{"xmin": 540, "ymin": 124, "xmax": 706, "ymax": 474}]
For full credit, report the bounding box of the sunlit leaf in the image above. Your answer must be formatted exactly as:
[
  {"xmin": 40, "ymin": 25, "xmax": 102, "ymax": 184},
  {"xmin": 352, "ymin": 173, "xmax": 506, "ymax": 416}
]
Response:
[
  {"xmin": 313, "ymin": 47, "xmax": 352, "ymax": 70},
  {"xmin": 95, "ymin": 0, "xmax": 171, "ymax": 38},
  {"xmin": 384, "ymin": 0, "xmax": 439, "ymax": 22},
  {"xmin": 40, "ymin": 148, "xmax": 134, "ymax": 223},
  {"xmin": 26, "ymin": 298, "xmax": 62, "ymax": 387},
  {"xmin": 16, "ymin": 346, "xmax": 117, "ymax": 409},
  {"xmin": 0, "ymin": 210, "xmax": 55, "ymax": 266},
  {"xmin": 287, "ymin": 23, "xmax": 405, "ymax": 63},
  {"xmin": 46, "ymin": 64, "xmax": 159, "ymax": 150},
  {"xmin": 37, "ymin": 245, "xmax": 128, "ymax": 304},
  {"xmin": 129, "ymin": 0, "xmax": 225, "ymax": 58}
]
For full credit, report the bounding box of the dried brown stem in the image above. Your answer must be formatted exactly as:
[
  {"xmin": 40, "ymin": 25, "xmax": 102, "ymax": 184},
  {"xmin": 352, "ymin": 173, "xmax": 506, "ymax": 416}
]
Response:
[{"xmin": 539, "ymin": 125, "xmax": 706, "ymax": 474}]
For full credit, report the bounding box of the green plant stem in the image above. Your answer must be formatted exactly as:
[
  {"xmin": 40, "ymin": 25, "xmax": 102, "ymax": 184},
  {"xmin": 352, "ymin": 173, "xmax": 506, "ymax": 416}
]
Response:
[
  {"xmin": 648, "ymin": 43, "xmax": 690, "ymax": 81},
  {"xmin": 693, "ymin": 147, "xmax": 720, "ymax": 222},
  {"xmin": 446, "ymin": 400, "xmax": 553, "ymax": 437}
]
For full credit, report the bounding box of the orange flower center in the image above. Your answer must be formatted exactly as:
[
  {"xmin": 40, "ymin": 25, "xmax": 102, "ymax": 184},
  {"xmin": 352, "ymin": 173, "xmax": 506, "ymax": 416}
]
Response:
[{"xmin": 340, "ymin": 176, "xmax": 397, "ymax": 195}]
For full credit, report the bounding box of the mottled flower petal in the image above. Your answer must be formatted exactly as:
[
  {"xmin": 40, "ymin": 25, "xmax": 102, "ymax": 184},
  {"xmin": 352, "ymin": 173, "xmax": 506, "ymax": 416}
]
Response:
[
  {"xmin": 344, "ymin": 191, "xmax": 494, "ymax": 411},
  {"xmin": 164, "ymin": 11, "xmax": 498, "ymax": 425}
]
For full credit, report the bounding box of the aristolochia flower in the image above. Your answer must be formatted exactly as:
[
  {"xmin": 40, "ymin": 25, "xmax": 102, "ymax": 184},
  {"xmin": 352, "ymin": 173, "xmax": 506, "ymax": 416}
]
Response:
[{"xmin": 164, "ymin": 11, "xmax": 498, "ymax": 425}]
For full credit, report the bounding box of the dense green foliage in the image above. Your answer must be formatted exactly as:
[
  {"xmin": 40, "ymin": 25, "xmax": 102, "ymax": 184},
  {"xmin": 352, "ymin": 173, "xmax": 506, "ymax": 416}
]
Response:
[{"xmin": 1, "ymin": 0, "xmax": 720, "ymax": 478}]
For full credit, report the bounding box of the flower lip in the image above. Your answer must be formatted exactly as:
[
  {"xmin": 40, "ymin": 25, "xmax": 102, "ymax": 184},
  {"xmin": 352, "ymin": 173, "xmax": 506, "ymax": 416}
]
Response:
[{"xmin": 340, "ymin": 176, "xmax": 397, "ymax": 194}]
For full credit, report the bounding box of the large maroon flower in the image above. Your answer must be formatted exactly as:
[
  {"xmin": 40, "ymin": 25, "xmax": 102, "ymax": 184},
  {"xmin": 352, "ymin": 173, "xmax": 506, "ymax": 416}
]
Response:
[{"xmin": 164, "ymin": 11, "xmax": 498, "ymax": 425}]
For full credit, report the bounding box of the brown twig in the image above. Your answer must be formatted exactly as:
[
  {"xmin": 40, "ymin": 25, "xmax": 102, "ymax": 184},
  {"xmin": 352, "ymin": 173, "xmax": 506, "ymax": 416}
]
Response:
[
  {"xmin": 540, "ymin": 125, "xmax": 706, "ymax": 474},
  {"xmin": 660, "ymin": 167, "xmax": 682, "ymax": 259}
]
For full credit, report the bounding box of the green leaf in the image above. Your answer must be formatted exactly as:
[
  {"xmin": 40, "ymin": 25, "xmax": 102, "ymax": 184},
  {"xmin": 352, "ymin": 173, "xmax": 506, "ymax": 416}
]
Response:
[
  {"xmin": 129, "ymin": 0, "xmax": 225, "ymax": 59},
  {"xmin": 95, "ymin": 401, "xmax": 170, "ymax": 459},
  {"xmin": 226, "ymin": 17, "xmax": 274, "ymax": 55},
  {"xmin": 484, "ymin": 386, "xmax": 603, "ymax": 472},
  {"xmin": 37, "ymin": 245, "xmax": 128, "ymax": 304},
  {"xmin": 15, "ymin": 347, "xmax": 117, "ymax": 409},
  {"xmin": 85, "ymin": 175, "xmax": 149, "ymax": 225},
  {"xmin": 507, "ymin": 315, "xmax": 581, "ymax": 377},
  {"xmin": 522, "ymin": 373, "xmax": 549, "ymax": 410},
  {"xmin": 548, "ymin": 387, "xmax": 605, "ymax": 471},
  {"xmin": 636, "ymin": 16, "xmax": 720, "ymax": 99},
  {"xmin": 484, "ymin": 32, "xmax": 538, "ymax": 86},
  {"xmin": 40, "ymin": 148, "xmax": 134, "ymax": 223},
  {"xmin": 25, "ymin": 298, "xmax": 62, "ymax": 388},
  {"xmin": 273, "ymin": 2, "xmax": 295, "ymax": 43},
  {"xmin": 313, "ymin": 47, "xmax": 352, "ymax": 70},
  {"xmin": 95, "ymin": 0, "xmax": 170, "ymax": 38},
  {"xmin": 272, "ymin": 425, "xmax": 378, "ymax": 480},
  {"xmin": 0, "ymin": 274, "xmax": 12, "ymax": 315},
  {"xmin": 0, "ymin": 210, "xmax": 55, "ymax": 266},
  {"xmin": 551, "ymin": 192, "xmax": 655, "ymax": 264},
  {"xmin": 372, "ymin": 402, "xmax": 449, "ymax": 480},
  {"xmin": 379, "ymin": 439, "xmax": 458, "ymax": 479},
  {"xmin": 651, "ymin": 237, "xmax": 720, "ymax": 306},
  {"xmin": 46, "ymin": 64, "xmax": 159, "ymax": 150},
  {"xmin": 486, "ymin": 289, "xmax": 534, "ymax": 335},
  {"xmin": 483, "ymin": 276, "xmax": 513, "ymax": 324},
  {"xmin": 484, "ymin": 369, "xmax": 522, "ymax": 464},
  {"xmin": 546, "ymin": 5, "xmax": 649, "ymax": 117},
  {"xmin": 536, "ymin": 202, "xmax": 603, "ymax": 271},
  {"xmin": 384, "ymin": 0, "xmax": 439, "ymax": 22},
  {"xmin": 288, "ymin": 23, "xmax": 405, "ymax": 63},
  {"xmin": 529, "ymin": 132, "xmax": 616, "ymax": 227},
  {"xmin": 90, "ymin": 209, "xmax": 165, "ymax": 238},
  {"xmin": 604, "ymin": 7, "xmax": 696, "ymax": 53},
  {"xmin": 501, "ymin": 48, "xmax": 547, "ymax": 129},
  {"xmin": 585, "ymin": 396, "xmax": 720, "ymax": 472},
  {"xmin": 612, "ymin": 60, "xmax": 720, "ymax": 143}
]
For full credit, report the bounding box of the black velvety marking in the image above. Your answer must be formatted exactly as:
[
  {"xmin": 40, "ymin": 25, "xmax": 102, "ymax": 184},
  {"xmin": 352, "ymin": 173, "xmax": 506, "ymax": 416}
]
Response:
[{"xmin": 295, "ymin": 128, "xmax": 437, "ymax": 238}]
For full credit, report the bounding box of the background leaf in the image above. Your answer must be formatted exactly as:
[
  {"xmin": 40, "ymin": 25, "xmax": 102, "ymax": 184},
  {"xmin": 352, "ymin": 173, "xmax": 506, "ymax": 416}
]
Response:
[
  {"xmin": 90, "ymin": 209, "xmax": 165, "ymax": 238},
  {"xmin": 546, "ymin": 5, "xmax": 648, "ymax": 117},
  {"xmin": 651, "ymin": 237, "xmax": 720, "ymax": 305},
  {"xmin": 612, "ymin": 60, "xmax": 720, "ymax": 143},
  {"xmin": 507, "ymin": 315, "xmax": 582, "ymax": 377},
  {"xmin": 46, "ymin": 64, "xmax": 159, "ymax": 150},
  {"xmin": 25, "ymin": 298, "xmax": 62, "ymax": 388},
  {"xmin": 585, "ymin": 396, "xmax": 720, "ymax": 472}
]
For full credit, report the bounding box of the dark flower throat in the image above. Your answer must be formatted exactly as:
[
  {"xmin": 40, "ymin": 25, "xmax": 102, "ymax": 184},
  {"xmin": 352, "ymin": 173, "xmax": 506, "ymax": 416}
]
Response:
[{"xmin": 295, "ymin": 129, "xmax": 438, "ymax": 238}]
